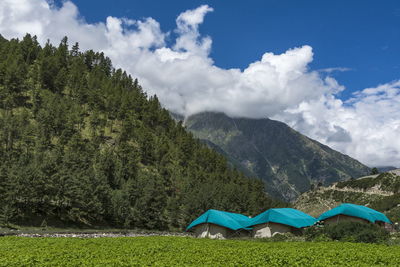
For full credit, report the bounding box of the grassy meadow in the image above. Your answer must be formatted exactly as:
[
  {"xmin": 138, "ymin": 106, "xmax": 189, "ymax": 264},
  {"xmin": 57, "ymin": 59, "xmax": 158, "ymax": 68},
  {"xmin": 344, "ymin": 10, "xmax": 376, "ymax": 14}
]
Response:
[{"xmin": 1, "ymin": 236, "xmax": 400, "ymax": 266}]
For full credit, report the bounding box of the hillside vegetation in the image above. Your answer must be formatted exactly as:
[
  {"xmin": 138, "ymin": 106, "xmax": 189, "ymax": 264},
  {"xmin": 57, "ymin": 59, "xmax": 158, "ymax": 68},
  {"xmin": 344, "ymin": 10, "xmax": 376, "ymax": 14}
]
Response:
[
  {"xmin": 0, "ymin": 35, "xmax": 278, "ymax": 230},
  {"xmin": 295, "ymin": 170, "xmax": 400, "ymax": 222},
  {"xmin": 184, "ymin": 112, "xmax": 370, "ymax": 201}
]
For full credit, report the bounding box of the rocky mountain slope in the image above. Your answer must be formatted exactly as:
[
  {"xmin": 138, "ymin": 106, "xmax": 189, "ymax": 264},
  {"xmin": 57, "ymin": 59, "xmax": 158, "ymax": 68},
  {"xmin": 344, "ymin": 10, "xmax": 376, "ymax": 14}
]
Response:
[
  {"xmin": 294, "ymin": 169, "xmax": 400, "ymax": 222},
  {"xmin": 181, "ymin": 112, "xmax": 370, "ymax": 201}
]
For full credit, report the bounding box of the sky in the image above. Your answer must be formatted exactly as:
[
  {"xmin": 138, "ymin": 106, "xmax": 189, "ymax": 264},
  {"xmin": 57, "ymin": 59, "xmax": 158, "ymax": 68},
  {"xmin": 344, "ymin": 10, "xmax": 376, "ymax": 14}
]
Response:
[
  {"xmin": 0, "ymin": 0, "xmax": 399, "ymax": 167},
  {"xmin": 59, "ymin": 0, "xmax": 400, "ymax": 99}
]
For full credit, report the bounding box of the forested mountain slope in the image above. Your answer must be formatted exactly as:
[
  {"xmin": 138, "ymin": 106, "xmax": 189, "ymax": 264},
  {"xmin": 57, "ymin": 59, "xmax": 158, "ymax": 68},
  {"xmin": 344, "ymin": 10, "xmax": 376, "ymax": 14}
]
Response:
[
  {"xmin": 294, "ymin": 170, "xmax": 400, "ymax": 222},
  {"xmin": 0, "ymin": 35, "xmax": 278, "ymax": 230},
  {"xmin": 184, "ymin": 112, "xmax": 370, "ymax": 201}
]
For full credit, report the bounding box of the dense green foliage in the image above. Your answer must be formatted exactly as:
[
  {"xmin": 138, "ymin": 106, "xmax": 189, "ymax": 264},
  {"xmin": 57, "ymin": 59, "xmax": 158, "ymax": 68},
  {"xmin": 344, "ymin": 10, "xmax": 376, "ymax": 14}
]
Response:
[
  {"xmin": 337, "ymin": 177, "xmax": 379, "ymax": 190},
  {"xmin": 305, "ymin": 222, "xmax": 390, "ymax": 243},
  {"xmin": 0, "ymin": 35, "xmax": 276, "ymax": 229},
  {"xmin": 1, "ymin": 236, "xmax": 399, "ymax": 266},
  {"xmin": 185, "ymin": 112, "xmax": 370, "ymax": 201},
  {"xmin": 371, "ymin": 167, "xmax": 379, "ymax": 175}
]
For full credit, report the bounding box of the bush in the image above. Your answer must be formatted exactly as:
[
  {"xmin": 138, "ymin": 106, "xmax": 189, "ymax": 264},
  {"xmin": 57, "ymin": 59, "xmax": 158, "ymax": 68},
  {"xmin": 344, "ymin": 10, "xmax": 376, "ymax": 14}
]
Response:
[
  {"xmin": 312, "ymin": 234, "xmax": 332, "ymax": 242},
  {"xmin": 255, "ymin": 232, "xmax": 305, "ymax": 242},
  {"xmin": 304, "ymin": 225, "xmax": 325, "ymax": 241},
  {"xmin": 387, "ymin": 232, "xmax": 400, "ymax": 246},
  {"xmin": 270, "ymin": 232, "xmax": 295, "ymax": 242},
  {"xmin": 305, "ymin": 222, "xmax": 389, "ymax": 243},
  {"xmin": 370, "ymin": 168, "xmax": 379, "ymax": 175}
]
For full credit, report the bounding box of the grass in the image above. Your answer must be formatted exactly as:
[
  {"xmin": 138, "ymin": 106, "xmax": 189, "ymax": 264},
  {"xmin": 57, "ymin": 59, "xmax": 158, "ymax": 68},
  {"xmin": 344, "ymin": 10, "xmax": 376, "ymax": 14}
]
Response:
[{"xmin": 1, "ymin": 236, "xmax": 400, "ymax": 266}]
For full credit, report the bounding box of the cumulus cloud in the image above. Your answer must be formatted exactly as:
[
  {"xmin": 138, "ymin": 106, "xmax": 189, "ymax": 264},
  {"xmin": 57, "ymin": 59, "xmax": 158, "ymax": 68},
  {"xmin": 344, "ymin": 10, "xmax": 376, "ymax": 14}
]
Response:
[
  {"xmin": 174, "ymin": 5, "xmax": 213, "ymax": 56},
  {"xmin": 0, "ymin": 0, "xmax": 399, "ymax": 167},
  {"xmin": 274, "ymin": 81, "xmax": 400, "ymax": 166},
  {"xmin": 0, "ymin": 0, "xmax": 340, "ymax": 118}
]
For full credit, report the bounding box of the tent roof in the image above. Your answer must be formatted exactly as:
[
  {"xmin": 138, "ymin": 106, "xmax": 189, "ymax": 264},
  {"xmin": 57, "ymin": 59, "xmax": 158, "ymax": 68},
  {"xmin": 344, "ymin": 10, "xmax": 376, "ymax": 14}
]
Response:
[
  {"xmin": 186, "ymin": 209, "xmax": 252, "ymax": 231},
  {"xmin": 317, "ymin": 203, "xmax": 391, "ymax": 224},
  {"xmin": 245, "ymin": 208, "xmax": 317, "ymax": 229}
]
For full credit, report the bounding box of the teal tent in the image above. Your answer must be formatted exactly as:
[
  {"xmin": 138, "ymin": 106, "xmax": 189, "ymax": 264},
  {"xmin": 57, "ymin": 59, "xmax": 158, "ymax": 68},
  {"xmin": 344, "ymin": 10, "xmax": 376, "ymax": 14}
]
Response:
[
  {"xmin": 317, "ymin": 203, "xmax": 391, "ymax": 224},
  {"xmin": 186, "ymin": 209, "xmax": 252, "ymax": 231},
  {"xmin": 245, "ymin": 208, "xmax": 316, "ymax": 228}
]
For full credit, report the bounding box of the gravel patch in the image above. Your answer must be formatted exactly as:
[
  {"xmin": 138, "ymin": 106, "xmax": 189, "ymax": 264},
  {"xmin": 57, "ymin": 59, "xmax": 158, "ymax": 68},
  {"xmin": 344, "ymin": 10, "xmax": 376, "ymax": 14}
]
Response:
[{"xmin": 16, "ymin": 232, "xmax": 193, "ymax": 238}]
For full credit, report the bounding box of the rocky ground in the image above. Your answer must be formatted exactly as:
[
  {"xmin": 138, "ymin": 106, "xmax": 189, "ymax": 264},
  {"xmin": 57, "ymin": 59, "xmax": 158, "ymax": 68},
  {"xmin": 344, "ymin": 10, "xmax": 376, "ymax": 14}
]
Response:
[
  {"xmin": 0, "ymin": 228, "xmax": 192, "ymax": 238},
  {"xmin": 15, "ymin": 232, "xmax": 192, "ymax": 238}
]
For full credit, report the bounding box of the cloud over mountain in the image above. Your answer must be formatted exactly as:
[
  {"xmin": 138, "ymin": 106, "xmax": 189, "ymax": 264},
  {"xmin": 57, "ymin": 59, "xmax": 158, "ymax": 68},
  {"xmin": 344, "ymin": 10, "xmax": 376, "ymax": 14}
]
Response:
[{"xmin": 0, "ymin": 0, "xmax": 399, "ymax": 167}]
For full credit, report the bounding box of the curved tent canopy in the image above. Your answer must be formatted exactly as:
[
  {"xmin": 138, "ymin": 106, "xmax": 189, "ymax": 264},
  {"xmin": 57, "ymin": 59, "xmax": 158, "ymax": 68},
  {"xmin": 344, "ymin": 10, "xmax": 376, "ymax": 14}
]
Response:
[
  {"xmin": 317, "ymin": 203, "xmax": 391, "ymax": 224},
  {"xmin": 186, "ymin": 209, "xmax": 252, "ymax": 231},
  {"xmin": 245, "ymin": 208, "xmax": 316, "ymax": 229}
]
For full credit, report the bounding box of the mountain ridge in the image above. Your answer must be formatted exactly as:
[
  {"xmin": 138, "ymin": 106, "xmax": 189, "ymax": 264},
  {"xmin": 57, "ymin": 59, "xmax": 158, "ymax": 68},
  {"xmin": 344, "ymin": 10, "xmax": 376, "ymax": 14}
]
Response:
[{"xmin": 180, "ymin": 112, "xmax": 370, "ymax": 201}]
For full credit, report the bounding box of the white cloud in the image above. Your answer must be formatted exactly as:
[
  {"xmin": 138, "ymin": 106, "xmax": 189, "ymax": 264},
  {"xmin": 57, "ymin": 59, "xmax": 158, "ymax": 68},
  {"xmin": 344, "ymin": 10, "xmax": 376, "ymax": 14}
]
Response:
[
  {"xmin": 174, "ymin": 5, "xmax": 213, "ymax": 56},
  {"xmin": 274, "ymin": 81, "xmax": 400, "ymax": 167},
  {"xmin": 319, "ymin": 67, "xmax": 353, "ymax": 73},
  {"xmin": 0, "ymin": 0, "xmax": 399, "ymax": 167}
]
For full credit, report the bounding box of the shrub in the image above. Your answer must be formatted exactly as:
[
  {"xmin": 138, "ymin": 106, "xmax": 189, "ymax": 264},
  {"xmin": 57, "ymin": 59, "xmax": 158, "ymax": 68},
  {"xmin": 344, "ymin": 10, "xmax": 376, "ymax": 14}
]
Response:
[
  {"xmin": 304, "ymin": 225, "xmax": 325, "ymax": 241},
  {"xmin": 270, "ymin": 232, "xmax": 296, "ymax": 242},
  {"xmin": 370, "ymin": 168, "xmax": 379, "ymax": 175},
  {"xmin": 305, "ymin": 222, "xmax": 389, "ymax": 243},
  {"xmin": 312, "ymin": 233, "xmax": 332, "ymax": 242},
  {"xmin": 336, "ymin": 177, "xmax": 378, "ymax": 190},
  {"xmin": 255, "ymin": 232, "xmax": 305, "ymax": 242}
]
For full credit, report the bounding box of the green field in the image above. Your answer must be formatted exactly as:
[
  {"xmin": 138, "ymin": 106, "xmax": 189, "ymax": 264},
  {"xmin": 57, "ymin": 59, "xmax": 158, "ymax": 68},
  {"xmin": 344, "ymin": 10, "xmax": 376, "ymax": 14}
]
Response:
[{"xmin": 1, "ymin": 236, "xmax": 400, "ymax": 266}]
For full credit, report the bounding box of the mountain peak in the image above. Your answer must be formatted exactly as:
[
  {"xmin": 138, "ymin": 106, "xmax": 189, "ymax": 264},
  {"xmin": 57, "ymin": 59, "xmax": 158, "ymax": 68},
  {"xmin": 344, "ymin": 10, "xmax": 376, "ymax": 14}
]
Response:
[{"xmin": 185, "ymin": 112, "xmax": 370, "ymax": 201}]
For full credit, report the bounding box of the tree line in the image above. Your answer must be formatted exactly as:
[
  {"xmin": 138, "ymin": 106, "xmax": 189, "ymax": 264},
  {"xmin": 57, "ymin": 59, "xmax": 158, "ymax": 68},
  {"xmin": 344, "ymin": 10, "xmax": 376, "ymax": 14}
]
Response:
[{"xmin": 0, "ymin": 35, "xmax": 281, "ymax": 230}]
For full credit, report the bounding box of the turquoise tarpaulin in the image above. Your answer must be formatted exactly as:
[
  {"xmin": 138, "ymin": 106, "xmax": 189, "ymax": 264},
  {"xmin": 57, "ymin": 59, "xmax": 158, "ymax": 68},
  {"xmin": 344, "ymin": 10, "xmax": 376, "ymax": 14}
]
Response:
[
  {"xmin": 317, "ymin": 203, "xmax": 391, "ymax": 224},
  {"xmin": 186, "ymin": 209, "xmax": 252, "ymax": 231},
  {"xmin": 245, "ymin": 208, "xmax": 317, "ymax": 229}
]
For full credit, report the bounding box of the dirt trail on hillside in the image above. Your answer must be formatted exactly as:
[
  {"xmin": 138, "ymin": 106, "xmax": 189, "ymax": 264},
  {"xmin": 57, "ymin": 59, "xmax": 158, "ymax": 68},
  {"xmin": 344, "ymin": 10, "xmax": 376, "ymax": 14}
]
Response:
[
  {"xmin": 390, "ymin": 169, "xmax": 400, "ymax": 176},
  {"xmin": 320, "ymin": 185, "xmax": 393, "ymax": 196}
]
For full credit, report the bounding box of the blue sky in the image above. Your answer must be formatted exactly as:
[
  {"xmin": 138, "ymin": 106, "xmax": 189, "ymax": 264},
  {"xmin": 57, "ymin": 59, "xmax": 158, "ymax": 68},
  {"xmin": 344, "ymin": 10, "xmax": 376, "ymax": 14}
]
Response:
[
  {"xmin": 61, "ymin": 0, "xmax": 400, "ymax": 100},
  {"xmin": 1, "ymin": 0, "xmax": 400, "ymax": 166}
]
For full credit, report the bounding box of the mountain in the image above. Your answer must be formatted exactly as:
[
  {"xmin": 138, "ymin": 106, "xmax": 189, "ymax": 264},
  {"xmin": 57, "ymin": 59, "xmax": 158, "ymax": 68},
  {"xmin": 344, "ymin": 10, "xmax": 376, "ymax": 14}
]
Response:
[
  {"xmin": 182, "ymin": 112, "xmax": 370, "ymax": 201},
  {"xmin": 377, "ymin": 166, "xmax": 398, "ymax": 173},
  {"xmin": 294, "ymin": 169, "xmax": 400, "ymax": 222},
  {"xmin": 0, "ymin": 35, "xmax": 276, "ymax": 230}
]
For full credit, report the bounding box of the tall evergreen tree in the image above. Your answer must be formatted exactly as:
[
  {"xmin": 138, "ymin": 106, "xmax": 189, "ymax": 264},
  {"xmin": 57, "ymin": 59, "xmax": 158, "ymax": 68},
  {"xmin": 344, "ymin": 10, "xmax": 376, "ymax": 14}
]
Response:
[{"xmin": 0, "ymin": 35, "xmax": 281, "ymax": 230}]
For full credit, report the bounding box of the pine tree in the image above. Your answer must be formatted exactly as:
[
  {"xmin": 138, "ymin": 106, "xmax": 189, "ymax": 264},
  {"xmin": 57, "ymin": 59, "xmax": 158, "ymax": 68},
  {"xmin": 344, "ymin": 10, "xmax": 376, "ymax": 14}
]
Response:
[{"xmin": 0, "ymin": 35, "xmax": 279, "ymax": 230}]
